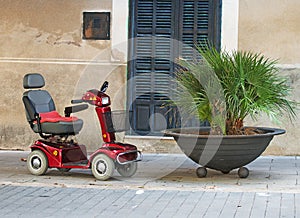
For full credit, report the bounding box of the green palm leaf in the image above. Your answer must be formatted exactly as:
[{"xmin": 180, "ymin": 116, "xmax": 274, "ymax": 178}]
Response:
[{"xmin": 173, "ymin": 44, "xmax": 297, "ymax": 135}]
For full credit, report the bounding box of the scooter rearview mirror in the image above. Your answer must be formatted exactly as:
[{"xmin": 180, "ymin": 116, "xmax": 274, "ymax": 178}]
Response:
[{"xmin": 100, "ymin": 81, "xmax": 109, "ymax": 93}]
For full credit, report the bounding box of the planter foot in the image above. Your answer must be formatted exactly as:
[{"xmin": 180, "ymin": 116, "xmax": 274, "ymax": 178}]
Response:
[
  {"xmin": 196, "ymin": 167, "xmax": 207, "ymax": 178},
  {"xmin": 238, "ymin": 167, "xmax": 249, "ymax": 178},
  {"xmin": 221, "ymin": 170, "xmax": 230, "ymax": 174}
]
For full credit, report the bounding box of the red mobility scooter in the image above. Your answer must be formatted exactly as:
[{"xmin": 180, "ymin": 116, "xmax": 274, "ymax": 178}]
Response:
[{"xmin": 22, "ymin": 73, "xmax": 141, "ymax": 180}]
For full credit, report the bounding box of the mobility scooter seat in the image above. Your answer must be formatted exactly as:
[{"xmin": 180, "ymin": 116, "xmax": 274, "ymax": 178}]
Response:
[{"xmin": 22, "ymin": 73, "xmax": 83, "ymax": 136}]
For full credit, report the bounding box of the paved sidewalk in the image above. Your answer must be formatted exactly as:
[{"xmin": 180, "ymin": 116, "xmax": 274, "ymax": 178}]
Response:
[{"xmin": 0, "ymin": 151, "xmax": 299, "ymax": 217}]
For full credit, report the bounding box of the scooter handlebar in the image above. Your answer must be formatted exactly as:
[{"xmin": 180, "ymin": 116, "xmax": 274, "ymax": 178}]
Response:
[{"xmin": 71, "ymin": 99, "xmax": 84, "ymax": 104}]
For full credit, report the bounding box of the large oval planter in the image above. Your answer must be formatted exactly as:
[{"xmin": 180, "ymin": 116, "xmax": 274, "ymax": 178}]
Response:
[{"xmin": 163, "ymin": 127, "xmax": 285, "ymax": 178}]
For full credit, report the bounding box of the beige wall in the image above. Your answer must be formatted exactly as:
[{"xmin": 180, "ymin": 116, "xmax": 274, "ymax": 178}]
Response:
[
  {"xmin": 0, "ymin": 0, "xmax": 299, "ymax": 155},
  {"xmin": 239, "ymin": 0, "xmax": 300, "ymax": 155},
  {"xmin": 0, "ymin": 0, "xmax": 112, "ymax": 60},
  {"xmin": 239, "ymin": 0, "xmax": 300, "ymax": 64},
  {"xmin": 0, "ymin": 0, "xmax": 127, "ymax": 150}
]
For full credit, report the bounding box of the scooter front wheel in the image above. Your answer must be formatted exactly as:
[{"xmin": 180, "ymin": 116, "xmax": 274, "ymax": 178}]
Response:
[
  {"xmin": 117, "ymin": 162, "xmax": 137, "ymax": 177},
  {"xmin": 27, "ymin": 150, "xmax": 48, "ymax": 176},
  {"xmin": 91, "ymin": 154, "xmax": 115, "ymax": 181}
]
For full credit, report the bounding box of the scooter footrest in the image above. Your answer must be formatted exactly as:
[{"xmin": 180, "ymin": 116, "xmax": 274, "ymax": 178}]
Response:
[{"xmin": 63, "ymin": 160, "xmax": 88, "ymax": 166}]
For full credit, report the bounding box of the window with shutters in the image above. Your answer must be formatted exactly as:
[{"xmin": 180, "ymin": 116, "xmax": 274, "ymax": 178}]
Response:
[{"xmin": 128, "ymin": 0, "xmax": 221, "ymax": 136}]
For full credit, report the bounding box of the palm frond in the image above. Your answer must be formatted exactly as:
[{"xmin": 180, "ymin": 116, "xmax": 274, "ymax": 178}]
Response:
[{"xmin": 172, "ymin": 43, "xmax": 298, "ymax": 135}]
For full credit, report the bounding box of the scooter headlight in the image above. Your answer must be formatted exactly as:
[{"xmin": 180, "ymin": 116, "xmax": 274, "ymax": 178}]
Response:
[{"xmin": 101, "ymin": 96, "xmax": 109, "ymax": 105}]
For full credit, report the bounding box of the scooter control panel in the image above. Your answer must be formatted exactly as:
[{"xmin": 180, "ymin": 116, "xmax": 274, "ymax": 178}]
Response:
[{"xmin": 82, "ymin": 89, "xmax": 111, "ymax": 107}]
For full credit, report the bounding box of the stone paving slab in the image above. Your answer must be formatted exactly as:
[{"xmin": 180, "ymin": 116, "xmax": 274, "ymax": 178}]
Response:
[
  {"xmin": 0, "ymin": 151, "xmax": 299, "ymax": 193},
  {"xmin": 0, "ymin": 185, "xmax": 299, "ymax": 217},
  {"xmin": 0, "ymin": 151, "xmax": 299, "ymax": 217}
]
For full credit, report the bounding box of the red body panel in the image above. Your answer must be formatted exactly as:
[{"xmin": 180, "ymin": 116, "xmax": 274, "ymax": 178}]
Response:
[
  {"xmin": 95, "ymin": 107, "xmax": 116, "ymax": 143},
  {"xmin": 81, "ymin": 90, "xmax": 111, "ymax": 107},
  {"xmin": 30, "ymin": 140, "xmax": 139, "ymax": 169},
  {"xmin": 31, "ymin": 140, "xmax": 88, "ymax": 168},
  {"xmin": 81, "ymin": 89, "xmax": 116, "ymax": 143},
  {"xmin": 90, "ymin": 143, "xmax": 138, "ymax": 161}
]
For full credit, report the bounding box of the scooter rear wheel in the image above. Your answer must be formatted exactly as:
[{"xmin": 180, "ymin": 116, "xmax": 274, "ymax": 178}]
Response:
[
  {"xmin": 91, "ymin": 154, "xmax": 115, "ymax": 181},
  {"xmin": 27, "ymin": 150, "xmax": 48, "ymax": 176},
  {"xmin": 117, "ymin": 162, "xmax": 137, "ymax": 177}
]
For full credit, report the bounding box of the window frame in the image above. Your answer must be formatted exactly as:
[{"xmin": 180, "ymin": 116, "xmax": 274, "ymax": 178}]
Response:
[
  {"xmin": 127, "ymin": 0, "xmax": 222, "ymax": 135},
  {"xmin": 82, "ymin": 11, "xmax": 111, "ymax": 40}
]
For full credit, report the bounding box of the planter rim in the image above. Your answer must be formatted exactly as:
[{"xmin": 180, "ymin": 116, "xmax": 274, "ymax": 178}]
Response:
[{"xmin": 162, "ymin": 127, "xmax": 286, "ymax": 139}]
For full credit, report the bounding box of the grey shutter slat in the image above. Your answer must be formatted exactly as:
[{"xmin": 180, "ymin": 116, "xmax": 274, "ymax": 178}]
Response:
[
  {"xmin": 181, "ymin": 0, "xmax": 210, "ymax": 59},
  {"xmin": 130, "ymin": 0, "xmax": 175, "ymax": 135},
  {"xmin": 137, "ymin": 0, "xmax": 153, "ymax": 34}
]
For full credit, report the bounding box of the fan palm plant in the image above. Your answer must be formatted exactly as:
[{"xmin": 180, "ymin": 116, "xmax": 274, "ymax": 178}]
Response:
[{"xmin": 174, "ymin": 45, "xmax": 297, "ymax": 135}]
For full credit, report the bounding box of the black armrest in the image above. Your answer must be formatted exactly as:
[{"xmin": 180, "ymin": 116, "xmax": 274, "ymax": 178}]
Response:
[{"xmin": 64, "ymin": 104, "xmax": 89, "ymax": 117}]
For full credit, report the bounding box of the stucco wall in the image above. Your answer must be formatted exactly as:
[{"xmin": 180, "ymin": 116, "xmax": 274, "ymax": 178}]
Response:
[
  {"xmin": 0, "ymin": 0, "xmax": 299, "ymax": 155},
  {"xmin": 239, "ymin": 0, "xmax": 300, "ymax": 155},
  {"xmin": 239, "ymin": 0, "xmax": 300, "ymax": 64},
  {"xmin": 0, "ymin": 0, "xmax": 112, "ymax": 59},
  {"xmin": 0, "ymin": 0, "xmax": 127, "ymax": 150}
]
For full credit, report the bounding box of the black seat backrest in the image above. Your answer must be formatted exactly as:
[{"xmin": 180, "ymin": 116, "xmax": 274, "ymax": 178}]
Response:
[{"xmin": 22, "ymin": 73, "xmax": 55, "ymax": 123}]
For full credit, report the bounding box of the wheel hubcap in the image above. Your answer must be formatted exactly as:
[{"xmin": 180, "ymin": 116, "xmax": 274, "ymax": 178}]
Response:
[
  {"xmin": 32, "ymin": 157, "xmax": 41, "ymax": 169},
  {"xmin": 97, "ymin": 161, "xmax": 107, "ymax": 174},
  {"xmin": 123, "ymin": 165, "xmax": 130, "ymax": 172}
]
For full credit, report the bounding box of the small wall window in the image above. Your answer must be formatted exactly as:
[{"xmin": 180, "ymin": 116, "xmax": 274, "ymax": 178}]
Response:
[{"xmin": 83, "ymin": 12, "xmax": 110, "ymax": 40}]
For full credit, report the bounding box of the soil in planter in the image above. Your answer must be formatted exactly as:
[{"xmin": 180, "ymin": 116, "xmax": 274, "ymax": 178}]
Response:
[
  {"xmin": 239, "ymin": 127, "xmax": 266, "ymax": 135},
  {"xmin": 179, "ymin": 127, "xmax": 268, "ymax": 136},
  {"xmin": 226, "ymin": 119, "xmax": 267, "ymax": 135}
]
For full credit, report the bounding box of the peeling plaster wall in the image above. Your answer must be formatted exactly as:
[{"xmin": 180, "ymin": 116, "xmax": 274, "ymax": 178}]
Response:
[
  {"xmin": 0, "ymin": 0, "xmax": 112, "ymax": 59},
  {"xmin": 1, "ymin": 0, "xmax": 300, "ymax": 155},
  {"xmin": 239, "ymin": 0, "xmax": 300, "ymax": 155},
  {"xmin": 0, "ymin": 1, "xmax": 127, "ymax": 151}
]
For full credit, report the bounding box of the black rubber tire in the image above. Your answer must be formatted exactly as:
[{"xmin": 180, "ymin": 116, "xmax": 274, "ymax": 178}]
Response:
[
  {"xmin": 27, "ymin": 150, "xmax": 48, "ymax": 176},
  {"xmin": 196, "ymin": 167, "xmax": 207, "ymax": 178},
  {"xmin": 117, "ymin": 162, "xmax": 138, "ymax": 177},
  {"xmin": 238, "ymin": 167, "xmax": 249, "ymax": 178},
  {"xmin": 91, "ymin": 154, "xmax": 115, "ymax": 181},
  {"xmin": 57, "ymin": 168, "xmax": 71, "ymax": 173}
]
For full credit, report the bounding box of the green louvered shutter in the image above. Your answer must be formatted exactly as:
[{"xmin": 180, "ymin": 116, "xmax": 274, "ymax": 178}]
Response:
[{"xmin": 128, "ymin": 0, "xmax": 221, "ymax": 135}]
